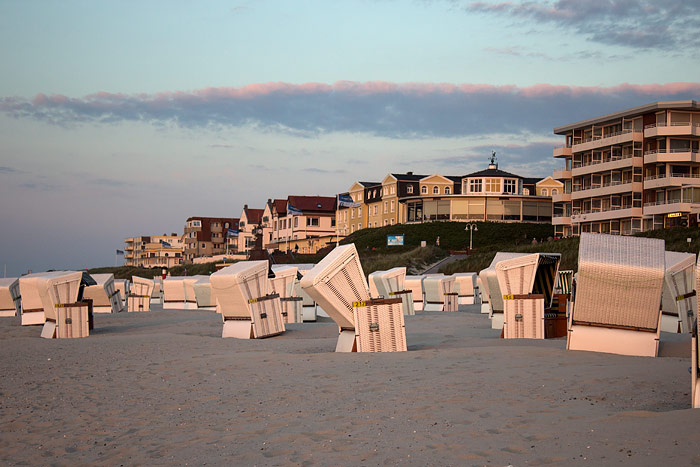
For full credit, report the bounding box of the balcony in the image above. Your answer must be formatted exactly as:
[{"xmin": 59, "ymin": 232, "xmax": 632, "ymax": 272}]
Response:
[
  {"xmin": 571, "ymin": 207, "xmax": 643, "ymax": 223},
  {"xmin": 552, "ymin": 215, "xmax": 571, "ymax": 225},
  {"xmin": 553, "ymin": 146, "xmax": 572, "ymax": 158},
  {"xmin": 552, "ymin": 169, "xmax": 572, "ymax": 180},
  {"xmin": 644, "ymin": 173, "xmax": 700, "ymax": 189},
  {"xmin": 551, "ymin": 192, "xmax": 571, "ymax": 203},
  {"xmin": 571, "ymin": 181, "xmax": 643, "ymax": 200},
  {"xmin": 644, "ymin": 149, "xmax": 700, "ymax": 164},
  {"xmin": 572, "ymin": 130, "xmax": 643, "ymax": 153},
  {"xmin": 643, "ymin": 199, "xmax": 700, "ymax": 216},
  {"xmin": 571, "ymin": 154, "xmax": 641, "ymax": 177},
  {"xmin": 644, "ymin": 122, "xmax": 700, "ymax": 138}
]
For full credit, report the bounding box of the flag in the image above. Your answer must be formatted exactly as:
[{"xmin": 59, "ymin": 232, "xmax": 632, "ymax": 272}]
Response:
[
  {"xmin": 287, "ymin": 204, "xmax": 303, "ymax": 216},
  {"xmin": 227, "ymin": 228, "xmax": 239, "ymax": 237},
  {"xmin": 116, "ymin": 249, "xmax": 124, "ymax": 255},
  {"xmin": 160, "ymin": 240, "xmax": 172, "ymax": 248},
  {"xmin": 337, "ymin": 194, "xmax": 355, "ymax": 208}
]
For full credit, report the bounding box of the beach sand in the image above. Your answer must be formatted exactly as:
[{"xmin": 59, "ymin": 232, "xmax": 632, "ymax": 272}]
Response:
[{"xmin": 1, "ymin": 305, "xmax": 698, "ymax": 466}]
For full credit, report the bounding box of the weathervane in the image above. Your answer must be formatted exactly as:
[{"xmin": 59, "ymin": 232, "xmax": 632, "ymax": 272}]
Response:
[{"xmin": 488, "ymin": 151, "xmax": 498, "ymax": 169}]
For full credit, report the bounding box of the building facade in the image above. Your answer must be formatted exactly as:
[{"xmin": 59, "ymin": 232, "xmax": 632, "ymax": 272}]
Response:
[
  {"xmin": 266, "ymin": 195, "xmax": 337, "ymax": 252},
  {"xmin": 552, "ymin": 100, "xmax": 700, "ymax": 237},
  {"xmin": 183, "ymin": 217, "xmax": 239, "ymax": 262},
  {"xmin": 238, "ymin": 206, "xmax": 266, "ymax": 253},
  {"xmin": 124, "ymin": 234, "xmax": 184, "ymax": 268}
]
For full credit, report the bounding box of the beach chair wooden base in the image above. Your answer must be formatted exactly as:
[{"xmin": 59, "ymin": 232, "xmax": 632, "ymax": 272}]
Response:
[
  {"xmin": 281, "ymin": 297, "xmax": 303, "ymax": 323},
  {"xmin": 41, "ymin": 302, "xmax": 90, "ymax": 339},
  {"xmin": 302, "ymin": 305, "xmax": 317, "ymax": 322},
  {"xmin": 423, "ymin": 302, "xmax": 444, "ymax": 312},
  {"xmin": 389, "ymin": 290, "xmax": 415, "ymax": 316},
  {"xmin": 444, "ymin": 293, "xmax": 458, "ymax": 312},
  {"xmin": 222, "ymin": 319, "xmax": 255, "ymax": 338},
  {"xmin": 163, "ymin": 300, "xmax": 198, "ymax": 310},
  {"xmin": 491, "ymin": 311, "xmax": 504, "ymax": 330},
  {"xmin": 659, "ymin": 313, "xmax": 681, "ymax": 333},
  {"xmin": 413, "ymin": 301, "xmax": 424, "ymax": 311},
  {"xmin": 22, "ymin": 310, "xmax": 45, "ymax": 326},
  {"xmin": 92, "ymin": 306, "xmax": 113, "ymax": 314},
  {"xmin": 222, "ymin": 294, "xmax": 285, "ymax": 339},
  {"xmin": 128, "ymin": 296, "xmax": 151, "ymax": 312},
  {"xmin": 503, "ymin": 296, "xmax": 544, "ymax": 339},
  {"xmin": 692, "ymin": 335, "xmax": 699, "ymax": 408},
  {"xmin": 481, "ymin": 303, "xmax": 491, "ymax": 314},
  {"xmin": 567, "ymin": 324, "xmax": 660, "ymax": 357},
  {"xmin": 335, "ymin": 329, "xmax": 357, "ymax": 352},
  {"xmin": 458, "ymin": 296, "xmax": 475, "ymax": 306},
  {"xmin": 0, "ymin": 309, "xmax": 16, "ymax": 317},
  {"xmin": 353, "ymin": 298, "xmax": 407, "ymax": 352}
]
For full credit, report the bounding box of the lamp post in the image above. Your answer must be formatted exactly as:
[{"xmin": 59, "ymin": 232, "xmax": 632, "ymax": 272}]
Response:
[{"xmin": 465, "ymin": 223, "xmax": 478, "ymax": 252}]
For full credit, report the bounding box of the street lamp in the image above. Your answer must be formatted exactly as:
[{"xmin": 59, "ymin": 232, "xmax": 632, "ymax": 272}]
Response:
[{"xmin": 465, "ymin": 223, "xmax": 478, "ymax": 252}]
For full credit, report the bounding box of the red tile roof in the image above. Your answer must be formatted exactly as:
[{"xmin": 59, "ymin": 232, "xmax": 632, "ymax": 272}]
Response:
[
  {"xmin": 244, "ymin": 208, "xmax": 265, "ymax": 224},
  {"xmin": 287, "ymin": 195, "xmax": 336, "ymax": 213},
  {"xmin": 272, "ymin": 199, "xmax": 287, "ymax": 216}
]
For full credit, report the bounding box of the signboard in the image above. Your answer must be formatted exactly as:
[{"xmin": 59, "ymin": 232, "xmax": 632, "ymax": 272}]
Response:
[
  {"xmin": 667, "ymin": 212, "xmax": 682, "ymax": 218},
  {"xmin": 386, "ymin": 234, "xmax": 405, "ymax": 247}
]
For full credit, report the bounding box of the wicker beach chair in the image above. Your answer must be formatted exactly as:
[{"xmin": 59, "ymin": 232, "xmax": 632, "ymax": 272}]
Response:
[
  {"xmin": 422, "ymin": 275, "xmax": 457, "ymax": 312},
  {"xmin": 567, "ymin": 233, "xmax": 665, "ymax": 357},
  {"xmin": 300, "ymin": 244, "xmax": 371, "ymax": 352},
  {"xmin": 369, "ymin": 267, "xmax": 415, "ymax": 316},
  {"xmin": 353, "ymin": 298, "xmax": 407, "ymax": 352},
  {"xmin": 211, "ymin": 260, "xmax": 285, "ymax": 339},
  {"xmin": 288, "ymin": 264, "xmax": 318, "ymax": 322},
  {"xmin": 0, "ymin": 278, "xmax": 22, "ymax": 317},
  {"xmin": 479, "ymin": 253, "xmax": 528, "ymax": 329},
  {"xmin": 270, "ymin": 265, "xmax": 302, "ymax": 323},
  {"xmin": 19, "ymin": 271, "xmax": 82, "ymax": 329},
  {"xmin": 83, "ymin": 273, "xmax": 123, "ymax": 313},
  {"xmin": 404, "ymin": 275, "xmax": 425, "ymax": 311},
  {"xmin": 476, "ymin": 276, "xmax": 488, "ymax": 313},
  {"xmin": 151, "ymin": 277, "xmax": 163, "ymax": 304},
  {"xmin": 192, "ymin": 276, "xmax": 216, "ymax": 310},
  {"xmin": 129, "ymin": 276, "xmax": 154, "ymax": 312},
  {"xmin": 660, "ymin": 251, "xmax": 696, "ymax": 334},
  {"xmin": 496, "ymin": 253, "xmax": 561, "ymax": 339},
  {"xmin": 453, "ymin": 273, "xmax": 477, "ymax": 307},
  {"xmin": 163, "ymin": 277, "xmax": 191, "ymax": 309},
  {"xmin": 114, "ymin": 279, "xmax": 129, "ymax": 308}
]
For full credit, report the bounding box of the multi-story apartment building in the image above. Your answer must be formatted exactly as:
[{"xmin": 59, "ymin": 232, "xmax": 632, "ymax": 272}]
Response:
[
  {"xmin": 552, "ymin": 101, "xmax": 700, "ymax": 237},
  {"xmin": 124, "ymin": 234, "xmax": 184, "ymax": 268},
  {"xmin": 183, "ymin": 216, "xmax": 239, "ymax": 262},
  {"xmin": 267, "ymin": 195, "xmax": 337, "ymax": 252},
  {"xmin": 336, "ymin": 181, "xmax": 380, "ymax": 236},
  {"xmin": 238, "ymin": 206, "xmax": 266, "ymax": 253}
]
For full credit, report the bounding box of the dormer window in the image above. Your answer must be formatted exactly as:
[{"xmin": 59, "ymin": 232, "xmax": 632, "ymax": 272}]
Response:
[{"xmin": 407, "ymin": 185, "xmax": 414, "ymax": 194}]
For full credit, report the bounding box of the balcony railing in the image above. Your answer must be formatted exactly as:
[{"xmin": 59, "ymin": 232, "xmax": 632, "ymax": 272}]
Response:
[
  {"xmin": 644, "ymin": 148, "xmax": 699, "ymax": 156},
  {"xmin": 572, "ymin": 180, "xmax": 634, "ymax": 192},
  {"xmin": 572, "ymin": 152, "xmax": 639, "ymax": 169},
  {"xmin": 644, "ymin": 173, "xmax": 700, "ymax": 181},
  {"xmin": 576, "ymin": 129, "xmax": 635, "ymax": 145},
  {"xmin": 644, "ymin": 122, "xmax": 700, "ymax": 129},
  {"xmin": 643, "ymin": 198, "xmax": 699, "ymax": 207}
]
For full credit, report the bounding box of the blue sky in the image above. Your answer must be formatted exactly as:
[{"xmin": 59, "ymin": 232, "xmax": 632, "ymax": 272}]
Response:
[{"xmin": 1, "ymin": 0, "xmax": 699, "ymax": 275}]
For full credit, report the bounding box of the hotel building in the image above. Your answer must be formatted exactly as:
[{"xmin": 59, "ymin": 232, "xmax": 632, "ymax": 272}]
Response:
[
  {"xmin": 551, "ymin": 101, "xmax": 700, "ymax": 237},
  {"xmin": 183, "ymin": 216, "xmax": 239, "ymax": 262},
  {"xmin": 124, "ymin": 234, "xmax": 184, "ymax": 268}
]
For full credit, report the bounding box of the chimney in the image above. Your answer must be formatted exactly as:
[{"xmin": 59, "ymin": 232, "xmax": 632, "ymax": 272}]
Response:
[
  {"xmin": 244, "ymin": 204, "xmax": 248, "ymax": 209},
  {"xmin": 407, "ymin": 171, "xmax": 413, "ymax": 175}
]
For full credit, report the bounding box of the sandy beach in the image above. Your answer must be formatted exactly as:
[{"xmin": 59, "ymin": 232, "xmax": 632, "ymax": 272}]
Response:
[{"xmin": 1, "ymin": 305, "xmax": 698, "ymax": 466}]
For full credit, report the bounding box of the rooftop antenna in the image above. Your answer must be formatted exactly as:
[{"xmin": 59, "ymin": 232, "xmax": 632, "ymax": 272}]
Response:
[{"xmin": 488, "ymin": 151, "xmax": 498, "ymax": 170}]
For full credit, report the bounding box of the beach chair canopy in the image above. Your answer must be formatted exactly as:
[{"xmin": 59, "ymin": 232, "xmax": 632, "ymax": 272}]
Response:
[
  {"xmin": 211, "ymin": 260, "xmax": 269, "ymax": 319},
  {"xmin": 369, "ymin": 267, "xmax": 406, "ymax": 299},
  {"xmin": 131, "ymin": 276, "xmax": 155, "ymax": 298},
  {"xmin": 0, "ymin": 278, "xmax": 21, "ymax": 315},
  {"xmin": 269, "ymin": 265, "xmax": 298, "ymax": 299},
  {"xmin": 20, "ymin": 271, "xmax": 83, "ymax": 321},
  {"xmin": 496, "ymin": 253, "xmax": 561, "ymax": 307},
  {"xmin": 479, "ymin": 252, "xmax": 528, "ymax": 311}
]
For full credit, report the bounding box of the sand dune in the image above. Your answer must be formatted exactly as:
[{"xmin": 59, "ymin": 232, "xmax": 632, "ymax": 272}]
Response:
[{"xmin": 0, "ymin": 305, "xmax": 697, "ymax": 466}]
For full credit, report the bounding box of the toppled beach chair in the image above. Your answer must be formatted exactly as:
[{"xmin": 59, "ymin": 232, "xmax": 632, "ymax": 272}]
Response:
[
  {"xmin": 193, "ymin": 276, "xmax": 216, "ymax": 310},
  {"xmin": 114, "ymin": 279, "xmax": 129, "ymax": 308},
  {"xmin": 151, "ymin": 277, "xmax": 163, "ymax": 304},
  {"xmin": 270, "ymin": 265, "xmax": 302, "ymax": 323},
  {"xmin": 83, "ymin": 273, "xmax": 123, "ymax": 313},
  {"xmin": 496, "ymin": 253, "xmax": 561, "ymax": 339},
  {"xmin": 404, "ymin": 275, "xmax": 425, "ymax": 311},
  {"xmin": 368, "ymin": 267, "xmax": 415, "ymax": 316},
  {"xmin": 300, "ymin": 244, "xmax": 375, "ymax": 352},
  {"xmin": 353, "ymin": 298, "xmax": 407, "ymax": 352},
  {"xmin": 453, "ymin": 273, "xmax": 477, "ymax": 307},
  {"xmin": 129, "ymin": 276, "xmax": 154, "ymax": 312},
  {"xmin": 290, "ymin": 263, "xmax": 318, "ymax": 322},
  {"xmin": 479, "ymin": 253, "xmax": 528, "ymax": 329},
  {"xmin": 0, "ymin": 278, "xmax": 22, "ymax": 317},
  {"xmin": 422, "ymin": 275, "xmax": 458, "ymax": 312},
  {"xmin": 660, "ymin": 251, "xmax": 696, "ymax": 334},
  {"xmin": 211, "ymin": 260, "xmax": 285, "ymax": 339},
  {"xmin": 567, "ymin": 233, "xmax": 665, "ymax": 357}
]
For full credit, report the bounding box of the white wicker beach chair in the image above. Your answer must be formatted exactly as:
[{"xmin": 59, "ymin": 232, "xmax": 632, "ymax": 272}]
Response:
[
  {"xmin": 480, "ymin": 253, "xmax": 528, "ymax": 329},
  {"xmin": 163, "ymin": 277, "xmax": 191, "ymax": 309},
  {"xmin": 211, "ymin": 261, "xmax": 285, "ymax": 339},
  {"xmin": 114, "ymin": 279, "xmax": 129, "ymax": 308},
  {"xmin": 269, "ymin": 265, "xmax": 302, "ymax": 323},
  {"xmin": 300, "ymin": 244, "xmax": 371, "ymax": 352},
  {"xmin": 151, "ymin": 277, "xmax": 163, "ymax": 304},
  {"xmin": 129, "ymin": 276, "xmax": 154, "ymax": 312},
  {"xmin": 192, "ymin": 276, "xmax": 216, "ymax": 310},
  {"xmin": 453, "ymin": 273, "xmax": 477, "ymax": 307},
  {"xmin": 0, "ymin": 278, "xmax": 22, "ymax": 317},
  {"xmin": 19, "ymin": 271, "xmax": 83, "ymax": 331},
  {"xmin": 476, "ymin": 276, "xmax": 488, "ymax": 313},
  {"xmin": 288, "ymin": 264, "xmax": 318, "ymax": 322},
  {"xmin": 567, "ymin": 233, "xmax": 665, "ymax": 357},
  {"xmin": 660, "ymin": 251, "xmax": 696, "ymax": 334},
  {"xmin": 83, "ymin": 273, "xmax": 123, "ymax": 313},
  {"xmin": 496, "ymin": 253, "xmax": 561, "ymax": 339},
  {"xmin": 404, "ymin": 275, "xmax": 425, "ymax": 311},
  {"xmin": 422, "ymin": 275, "xmax": 457, "ymax": 312},
  {"xmin": 369, "ymin": 267, "xmax": 415, "ymax": 316},
  {"xmin": 353, "ymin": 298, "xmax": 407, "ymax": 352}
]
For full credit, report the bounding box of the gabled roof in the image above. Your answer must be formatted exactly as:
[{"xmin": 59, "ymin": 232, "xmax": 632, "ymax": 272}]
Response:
[
  {"xmin": 420, "ymin": 174, "xmax": 453, "ymax": 184},
  {"xmin": 288, "ymin": 195, "xmax": 336, "ymax": 213},
  {"xmin": 243, "ymin": 208, "xmax": 264, "ymax": 224},
  {"xmin": 445, "ymin": 176, "xmax": 462, "ymax": 183},
  {"xmin": 464, "ymin": 168, "xmax": 523, "ymax": 179},
  {"xmin": 391, "ymin": 172, "xmax": 428, "ymax": 182},
  {"xmin": 522, "ymin": 177, "xmax": 541, "ymax": 186},
  {"xmin": 272, "ymin": 199, "xmax": 287, "ymax": 216},
  {"xmin": 359, "ymin": 181, "xmax": 381, "ymax": 187}
]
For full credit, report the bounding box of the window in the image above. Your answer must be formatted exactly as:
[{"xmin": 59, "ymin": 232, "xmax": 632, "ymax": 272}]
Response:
[
  {"xmin": 351, "ymin": 208, "xmax": 355, "ymax": 219},
  {"xmin": 373, "ymin": 205, "xmax": 378, "ymax": 215},
  {"xmin": 307, "ymin": 217, "xmax": 320, "ymax": 227},
  {"xmin": 391, "ymin": 218, "xmax": 395, "ymax": 225},
  {"xmin": 224, "ymin": 222, "xmax": 229, "ymax": 228},
  {"xmin": 469, "ymin": 179, "xmax": 482, "ymax": 193},
  {"xmin": 384, "ymin": 201, "xmax": 388, "ymax": 213},
  {"xmin": 358, "ymin": 206, "xmax": 362, "ymax": 215},
  {"xmin": 390, "ymin": 200, "xmax": 395, "ymax": 212},
  {"xmin": 391, "ymin": 186, "xmax": 395, "ymax": 194},
  {"xmin": 331, "ymin": 219, "xmax": 336, "ymax": 227},
  {"xmin": 383, "ymin": 219, "xmax": 388, "ymax": 226},
  {"xmin": 421, "ymin": 186, "xmax": 427, "ymax": 194},
  {"xmin": 201, "ymin": 243, "xmax": 206, "ymax": 248},
  {"xmin": 541, "ymin": 188, "xmax": 548, "ymax": 196},
  {"xmin": 523, "ymin": 188, "xmax": 530, "ymax": 195},
  {"xmin": 485, "ymin": 178, "xmax": 500, "ymax": 193},
  {"xmin": 407, "ymin": 185, "xmax": 414, "ymax": 194},
  {"xmin": 504, "ymin": 179, "xmax": 516, "ymax": 194},
  {"xmin": 351, "ymin": 225, "xmax": 355, "ymax": 233},
  {"xmin": 551, "ymin": 188, "xmax": 558, "ymax": 195},
  {"xmin": 445, "ymin": 186, "xmax": 450, "ymax": 195},
  {"xmin": 357, "ymin": 223, "xmax": 361, "ymax": 231},
  {"xmin": 239, "ymin": 221, "xmax": 245, "ymax": 227},
  {"xmin": 432, "ymin": 186, "xmax": 439, "ymax": 194},
  {"xmin": 294, "ymin": 217, "xmax": 299, "ymax": 228}
]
